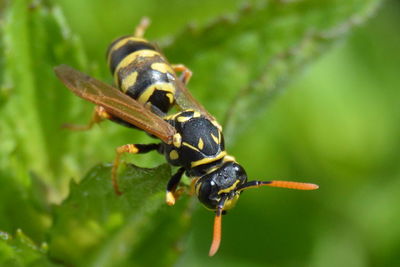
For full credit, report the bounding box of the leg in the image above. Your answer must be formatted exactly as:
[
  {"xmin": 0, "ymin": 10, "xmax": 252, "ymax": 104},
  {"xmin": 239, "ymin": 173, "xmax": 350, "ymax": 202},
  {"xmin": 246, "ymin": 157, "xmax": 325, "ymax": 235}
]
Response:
[
  {"xmin": 62, "ymin": 105, "xmax": 111, "ymax": 131},
  {"xmin": 189, "ymin": 177, "xmax": 199, "ymax": 196},
  {"xmin": 172, "ymin": 64, "xmax": 193, "ymax": 85},
  {"xmin": 134, "ymin": 17, "xmax": 150, "ymax": 38},
  {"xmin": 112, "ymin": 143, "xmax": 160, "ymax": 195},
  {"xmin": 165, "ymin": 167, "xmax": 185, "ymax": 206}
]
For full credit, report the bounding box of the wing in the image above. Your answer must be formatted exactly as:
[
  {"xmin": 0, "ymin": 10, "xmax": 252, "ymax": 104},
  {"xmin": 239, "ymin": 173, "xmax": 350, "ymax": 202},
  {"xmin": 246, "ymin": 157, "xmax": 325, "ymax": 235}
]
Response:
[
  {"xmin": 54, "ymin": 64, "xmax": 176, "ymax": 144},
  {"xmin": 174, "ymin": 77, "xmax": 216, "ymax": 122}
]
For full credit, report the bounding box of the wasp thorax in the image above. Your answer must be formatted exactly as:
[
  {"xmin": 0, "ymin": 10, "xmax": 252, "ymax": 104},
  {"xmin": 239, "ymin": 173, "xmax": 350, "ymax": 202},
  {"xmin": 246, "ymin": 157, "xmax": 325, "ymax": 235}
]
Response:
[{"xmin": 196, "ymin": 162, "xmax": 248, "ymax": 210}]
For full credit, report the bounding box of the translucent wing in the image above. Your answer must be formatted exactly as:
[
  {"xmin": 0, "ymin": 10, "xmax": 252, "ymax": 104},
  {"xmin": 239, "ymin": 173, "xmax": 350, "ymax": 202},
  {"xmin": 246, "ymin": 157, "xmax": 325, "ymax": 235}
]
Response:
[
  {"xmin": 174, "ymin": 78, "xmax": 216, "ymax": 122},
  {"xmin": 54, "ymin": 64, "xmax": 176, "ymax": 144}
]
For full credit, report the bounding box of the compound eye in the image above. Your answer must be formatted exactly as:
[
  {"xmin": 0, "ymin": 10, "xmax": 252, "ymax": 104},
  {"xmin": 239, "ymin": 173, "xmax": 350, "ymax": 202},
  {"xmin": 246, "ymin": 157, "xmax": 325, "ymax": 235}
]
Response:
[
  {"xmin": 232, "ymin": 163, "xmax": 247, "ymax": 184},
  {"xmin": 197, "ymin": 177, "xmax": 220, "ymax": 210},
  {"xmin": 234, "ymin": 165, "xmax": 242, "ymax": 174}
]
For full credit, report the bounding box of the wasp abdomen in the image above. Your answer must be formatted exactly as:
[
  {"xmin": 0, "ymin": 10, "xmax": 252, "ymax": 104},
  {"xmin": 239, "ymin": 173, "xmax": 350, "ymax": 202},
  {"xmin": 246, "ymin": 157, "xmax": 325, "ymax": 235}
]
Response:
[{"xmin": 107, "ymin": 36, "xmax": 177, "ymax": 114}]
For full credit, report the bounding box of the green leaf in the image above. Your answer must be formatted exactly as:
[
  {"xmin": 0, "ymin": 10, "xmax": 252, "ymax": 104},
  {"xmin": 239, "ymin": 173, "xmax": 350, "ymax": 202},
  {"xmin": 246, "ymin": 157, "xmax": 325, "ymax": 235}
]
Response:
[
  {"xmin": 0, "ymin": 170, "xmax": 51, "ymax": 243},
  {"xmin": 0, "ymin": 0, "xmax": 88, "ymax": 190},
  {"xmin": 48, "ymin": 163, "xmax": 192, "ymax": 266},
  {"xmin": 0, "ymin": 230, "xmax": 55, "ymax": 267}
]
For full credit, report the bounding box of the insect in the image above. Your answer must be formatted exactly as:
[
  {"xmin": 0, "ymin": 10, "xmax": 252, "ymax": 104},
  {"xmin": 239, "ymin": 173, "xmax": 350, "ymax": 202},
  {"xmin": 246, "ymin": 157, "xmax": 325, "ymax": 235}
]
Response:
[{"xmin": 55, "ymin": 18, "xmax": 319, "ymax": 256}]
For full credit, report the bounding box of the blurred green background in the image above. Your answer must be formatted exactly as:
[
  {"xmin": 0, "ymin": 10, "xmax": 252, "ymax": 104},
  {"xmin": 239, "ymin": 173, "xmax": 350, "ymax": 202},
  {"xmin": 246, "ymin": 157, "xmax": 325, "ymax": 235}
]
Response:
[{"xmin": 1, "ymin": 0, "xmax": 399, "ymax": 266}]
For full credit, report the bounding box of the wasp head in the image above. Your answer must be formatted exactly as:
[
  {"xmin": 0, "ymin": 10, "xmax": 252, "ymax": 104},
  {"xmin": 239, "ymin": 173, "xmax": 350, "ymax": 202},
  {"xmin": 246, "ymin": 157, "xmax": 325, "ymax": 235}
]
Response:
[{"xmin": 195, "ymin": 161, "xmax": 247, "ymax": 211}]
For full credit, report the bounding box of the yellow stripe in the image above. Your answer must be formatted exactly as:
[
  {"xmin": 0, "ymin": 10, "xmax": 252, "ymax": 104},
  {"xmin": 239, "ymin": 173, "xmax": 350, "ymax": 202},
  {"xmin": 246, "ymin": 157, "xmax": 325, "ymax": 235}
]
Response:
[
  {"xmin": 192, "ymin": 111, "xmax": 201, "ymax": 118},
  {"xmin": 211, "ymin": 133, "xmax": 219, "ymax": 144},
  {"xmin": 191, "ymin": 151, "xmax": 227, "ymax": 168},
  {"xmin": 120, "ymin": 71, "xmax": 138, "ymax": 92},
  {"xmin": 182, "ymin": 142, "xmax": 200, "ymax": 152},
  {"xmin": 163, "ymin": 112, "xmax": 180, "ymax": 121},
  {"xmin": 223, "ymin": 155, "xmax": 236, "ymax": 163},
  {"xmin": 164, "ymin": 110, "xmax": 193, "ymax": 121},
  {"xmin": 177, "ymin": 116, "xmax": 191, "ymax": 123},
  {"xmin": 138, "ymin": 83, "xmax": 176, "ymax": 104},
  {"xmin": 114, "ymin": 37, "xmax": 147, "ymax": 51},
  {"xmin": 114, "ymin": 50, "xmax": 160, "ymax": 81},
  {"xmin": 107, "ymin": 36, "xmax": 147, "ymax": 66},
  {"xmin": 151, "ymin": 62, "xmax": 174, "ymax": 74},
  {"xmin": 166, "ymin": 92, "xmax": 174, "ymax": 104}
]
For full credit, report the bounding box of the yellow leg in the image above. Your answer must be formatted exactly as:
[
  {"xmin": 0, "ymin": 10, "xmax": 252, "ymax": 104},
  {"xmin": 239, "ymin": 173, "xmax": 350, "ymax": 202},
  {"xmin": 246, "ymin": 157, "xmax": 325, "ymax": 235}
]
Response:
[
  {"xmin": 62, "ymin": 106, "xmax": 111, "ymax": 131},
  {"xmin": 112, "ymin": 143, "xmax": 160, "ymax": 195},
  {"xmin": 166, "ymin": 187, "xmax": 185, "ymax": 206},
  {"xmin": 134, "ymin": 17, "xmax": 151, "ymax": 38},
  {"xmin": 172, "ymin": 64, "xmax": 193, "ymax": 85},
  {"xmin": 166, "ymin": 167, "xmax": 185, "ymax": 206},
  {"xmin": 166, "ymin": 177, "xmax": 197, "ymax": 206}
]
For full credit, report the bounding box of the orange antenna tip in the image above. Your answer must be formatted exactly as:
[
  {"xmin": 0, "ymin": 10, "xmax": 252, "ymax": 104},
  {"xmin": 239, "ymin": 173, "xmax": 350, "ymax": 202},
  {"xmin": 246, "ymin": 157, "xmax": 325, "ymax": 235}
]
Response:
[
  {"xmin": 268, "ymin": 181, "xmax": 319, "ymax": 190},
  {"xmin": 237, "ymin": 180, "xmax": 319, "ymax": 191},
  {"xmin": 209, "ymin": 211, "xmax": 222, "ymax": 256}
]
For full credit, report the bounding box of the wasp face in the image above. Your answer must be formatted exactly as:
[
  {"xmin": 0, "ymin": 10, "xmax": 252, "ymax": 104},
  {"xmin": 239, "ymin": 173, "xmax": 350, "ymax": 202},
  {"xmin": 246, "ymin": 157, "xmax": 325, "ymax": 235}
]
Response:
[{"xmin": 196, "ymin": 162, "xmax": 248, "ymax": 210}]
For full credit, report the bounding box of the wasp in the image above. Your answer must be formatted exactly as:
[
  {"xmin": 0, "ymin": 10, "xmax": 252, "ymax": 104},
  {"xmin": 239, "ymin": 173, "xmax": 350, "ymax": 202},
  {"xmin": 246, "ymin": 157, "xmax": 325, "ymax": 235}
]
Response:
[{"xmin": 55, "ymin": 18, "xmax": 318, "ymax": 256}]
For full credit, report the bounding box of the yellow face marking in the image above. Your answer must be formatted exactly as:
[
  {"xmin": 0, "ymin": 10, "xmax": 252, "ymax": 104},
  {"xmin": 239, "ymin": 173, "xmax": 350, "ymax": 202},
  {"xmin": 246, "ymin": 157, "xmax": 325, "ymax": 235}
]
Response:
[
  {"xmin": 182, "ymin": 142, "xmax": 200, "ymax": 152},
  {"xmin": 120, "ymin": 71, "xmax": 138, "ymax": 92},
  {"xmin": 107, "ymin": 36, "xmax": 147, "ymax": 65},
  {"xmin": 169, "ymin": 150, "xmax": 179, "ymax": 160},
  {"xmin": 211, "ymin": 133, "xmax": 219, "ymax": 144},
  {"xmin": 218, "ymin": 180, "xmax": 240, "ymax": 195},
  {"xmin": 114, "ymin": 50, "xmax": 160, "ymax": 80},
  {"xmin": 138, "ymin": 83, "xmax": 176, "ymax": 104},
  {"xmin": 223, "ymin": 194, "xmax": 240, "ymax": 210},
  {"xmin": 151, "ymin": 62, "xmax": 174, "ymax": 74},
  {"xmin": 191, "ymin": 151, "xmax": 227, "ymax": 168},
  {"xmin": 173, "ymin": 133, "xmax": 182, "ymax": 148},
  {"xmin": 198, "ymin": 138, "xmax": 204, "ymax": 150}
]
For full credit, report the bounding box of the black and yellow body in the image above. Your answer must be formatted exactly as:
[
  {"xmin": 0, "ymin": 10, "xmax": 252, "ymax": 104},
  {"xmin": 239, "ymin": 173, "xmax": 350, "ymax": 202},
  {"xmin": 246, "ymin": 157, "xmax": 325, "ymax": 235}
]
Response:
[
  {"xmin": 55, "ymin": 18, "xmax": 318, "ymax": 257},
  {"xmin": 107, "ymin": 35, "xmax": 177, "ymax": 115},
  {"xmin": 159, "ymin": 109, "xmax": 247, "ymax": 212},
  {"xmin": 163, "ymin": 110, "xmax": 225, "ymax": 175}
]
